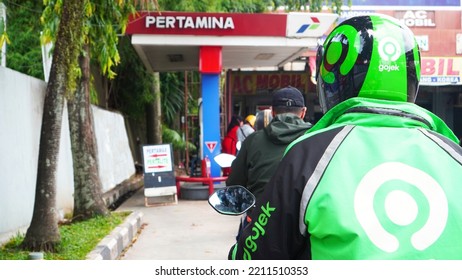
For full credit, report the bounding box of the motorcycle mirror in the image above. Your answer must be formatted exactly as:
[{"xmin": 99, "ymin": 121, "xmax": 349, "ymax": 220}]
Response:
[{"xmin": 208, "ymin": 185, "xmax": 256, "ymax": 216}]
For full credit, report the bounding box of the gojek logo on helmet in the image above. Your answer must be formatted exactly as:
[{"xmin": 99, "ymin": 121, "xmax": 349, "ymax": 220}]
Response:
[{"xmin": 378, "ymin": 37, "xmax": 401, "ymax": 72}]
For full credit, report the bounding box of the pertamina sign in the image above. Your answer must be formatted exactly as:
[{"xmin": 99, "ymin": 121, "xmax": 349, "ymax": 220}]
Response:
[
  {"xmin": 126, "ymin": 11, "xmax": 338, "ymax": 38},
  {"xmin": 145, "ymin": 15, "xmax": 235, "ymax": 30},
  {"xmin": 127, "ymin": 12, "xmax": 287, "ymax": 36}
]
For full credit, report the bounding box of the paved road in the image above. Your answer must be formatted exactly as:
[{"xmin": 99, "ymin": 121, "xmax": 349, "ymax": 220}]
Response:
[{"xmin": 117, "ymin": 187, "xmax": 241, "ymax": 260}]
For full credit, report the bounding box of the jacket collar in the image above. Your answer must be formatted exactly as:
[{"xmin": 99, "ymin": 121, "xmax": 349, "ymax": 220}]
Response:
[{"xmin": 308, "ymin": 97, "xmax": 459, "ymax": 143}]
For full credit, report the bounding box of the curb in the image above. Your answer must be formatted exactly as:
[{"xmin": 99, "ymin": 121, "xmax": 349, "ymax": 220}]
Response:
[
  {"xmin": 104, "ymin": 174, "xmax": 144, "ymax": 209},
  {"xmin": 86, "ymin": 211, "xmax": 144, "ymax": 260}
]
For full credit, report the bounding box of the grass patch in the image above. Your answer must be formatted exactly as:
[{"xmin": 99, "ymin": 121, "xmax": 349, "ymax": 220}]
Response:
[{"xmin": 0, "ymin": 211, "xmax": 131, "ymax": 260}]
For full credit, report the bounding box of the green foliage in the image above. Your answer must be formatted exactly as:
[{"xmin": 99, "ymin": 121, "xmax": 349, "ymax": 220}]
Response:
[
  {"xmin": 4, "ymin": 0, "xmax": 44, "ymax": 79},
  {"xmin": 162, "ymin": 125, "xmax": 197, "ymax": 153},
  {"xmin": 158, "ymin": 0, "xmax": 272, "ymax": 13},
  {"xmin": 158, "ymin": 0, "xmax": 220, "ymax": 12},
  {"xmin": 160, "ymin": 72, "xmax": 188, "ymax": 126},
  {"xmin": 36, "ymin": 0, "xmax": 86, "ymax": 95},
  {"xmin": 40, "ymin": 0, "xmax": 135, "ymax": 80},
  {"xmin": 218, "ymin": 0, "xmax": 270, "ymax": 12},
  {"xmin": 109, "ymin": 36, "xmax": 155, "ymax": 120},
  {"xmin": 314, "ymin": 0, "xmax": 351, "ymax": 14},
  {"xmin": 271, "ymin": 0, "xmax": 350, "ymax": 13},
  {"xmin": 0, "ymin": 212, "xmax": 130, "ymax": 260},
  {"xmin": 158, "ymin": 71, "xmax": 199, "ymax": 152},
  {"xmin": 88, "ymin": 1, "xmax": 137, "ymax": 79}
]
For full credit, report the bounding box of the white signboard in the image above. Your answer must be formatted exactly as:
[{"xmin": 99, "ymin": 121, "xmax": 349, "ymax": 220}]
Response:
[
  {"xmin": 286, "ymin": 12, "xmax": 338, "ymax": 38},
  {"xmin": 456, "ymin": 34, "xmax": 462, "ymax": 55},
  {"xmin": 142, "ymin": 144, "xmax": 173, "ymax": 173},
  {"xmin": 415, "ymin": 35, "xmax": 429, "ymax": 52},
  {"xmin": 142, "ymin": 144, "xmax": 177, "ymax": 205}
]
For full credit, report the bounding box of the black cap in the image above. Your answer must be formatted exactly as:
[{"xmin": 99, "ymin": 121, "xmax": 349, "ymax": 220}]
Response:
[{"xmin": 272, "ymin": 86, "xmax": 305, "ymax": 108}]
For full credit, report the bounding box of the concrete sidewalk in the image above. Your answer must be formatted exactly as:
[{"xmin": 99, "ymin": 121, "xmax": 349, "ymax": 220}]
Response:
[{"xmin": 115, "ymin": 187, "xmax": 241, "ymax": 260}]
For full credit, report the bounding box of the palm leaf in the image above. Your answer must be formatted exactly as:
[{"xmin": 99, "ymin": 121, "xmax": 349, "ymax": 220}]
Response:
[{"xmin": 162, "ymin": 125, "xmax": 197, "ymax": 153}]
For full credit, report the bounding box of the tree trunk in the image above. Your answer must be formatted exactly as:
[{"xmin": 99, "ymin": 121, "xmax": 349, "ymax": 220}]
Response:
[
  {"xmin": 21, "ymin": 78, "xmax": 64, "ymax": 252},
  {"xmin": 145, "ymin": 101, "xmax": 155, "ymax": 144},
  {"xmin": 153, "ymin": 72, "xmax": 162, "ymax": 144},
  {"xmin": 69, "ymin": 43, "xmax": 109, "ymax": 221},
  {"xmin": 22, "ymin": 0, "xmax": 85, "ymax": 252},
  {"xmin": 146, "ymin": 72, "xmax": 162, "ymax": 144}
]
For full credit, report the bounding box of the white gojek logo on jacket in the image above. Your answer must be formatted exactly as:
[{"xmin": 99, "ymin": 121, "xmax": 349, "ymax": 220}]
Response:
[{"xmin": 354, "ymin": 162, "xmax": 448, "ymax": 253}]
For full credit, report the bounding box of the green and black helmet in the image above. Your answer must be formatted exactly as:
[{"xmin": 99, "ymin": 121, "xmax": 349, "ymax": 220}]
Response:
[{"xmin": 316, "ymin": 14, "xmax": 421, "ymax": 113}]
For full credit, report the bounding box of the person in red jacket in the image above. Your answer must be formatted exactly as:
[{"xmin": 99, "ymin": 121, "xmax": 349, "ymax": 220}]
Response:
[{"xmin": 221, "ymin": 115, "xmax": 242, "ymax": 176}]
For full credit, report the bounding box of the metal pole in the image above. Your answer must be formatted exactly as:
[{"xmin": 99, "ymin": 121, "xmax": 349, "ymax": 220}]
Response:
[
  {"xmin": 184, "ymin": 71, "xmax": 189, "ymax": 174},
  {"xmin": 0, "ymin": 3, "xmax": 6, "ymax": 67}
]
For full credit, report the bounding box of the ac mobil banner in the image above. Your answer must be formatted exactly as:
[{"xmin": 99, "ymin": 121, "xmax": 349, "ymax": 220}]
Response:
[{"xmin": 229, "ymin": 72, "xmax": 310, "ymax": 95}]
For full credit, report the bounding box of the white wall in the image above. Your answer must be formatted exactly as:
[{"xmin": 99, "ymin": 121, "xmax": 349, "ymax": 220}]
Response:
[
  {"xmin": 0, "ymin": 66, "xmax": 135, "ymax": 244},
  {"xmin": 93, "ymin": 106, "xmax": 135, "ymax": 192}
]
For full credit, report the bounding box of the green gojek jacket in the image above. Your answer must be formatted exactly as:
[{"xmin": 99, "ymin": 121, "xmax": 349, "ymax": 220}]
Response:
[{"xmin": 230, "ymin": 97, "xmax": 462, "ymax": 260}]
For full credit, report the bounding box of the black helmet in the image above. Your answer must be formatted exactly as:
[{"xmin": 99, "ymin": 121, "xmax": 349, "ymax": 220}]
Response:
[{"xmin": 316, "ymin": 14, "xmax": 421, "ymax": 113}]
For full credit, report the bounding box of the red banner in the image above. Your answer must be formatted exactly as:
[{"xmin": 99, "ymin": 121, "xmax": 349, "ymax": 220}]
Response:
[
  {"xmin": 126, "ymin": 12, "xmax": 287, "ymax": 37},
  {"xmin": 230, "ymin": 72, "xmax": 310, "ymax": 95}
]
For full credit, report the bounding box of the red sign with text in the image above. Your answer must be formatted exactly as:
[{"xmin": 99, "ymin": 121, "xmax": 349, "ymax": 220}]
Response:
[
  {"xmin": 126, "ymin": 12, "xmax": 287, "ymax": 37},
  {"xmin": 230, "ymin": 72, "xmax": 310, "ymax": 95}
]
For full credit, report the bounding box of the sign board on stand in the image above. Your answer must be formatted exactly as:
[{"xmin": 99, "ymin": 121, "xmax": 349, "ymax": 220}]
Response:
[{"xmin": 142, "ymin": 144, "xmax": 177, "ymax": 206}]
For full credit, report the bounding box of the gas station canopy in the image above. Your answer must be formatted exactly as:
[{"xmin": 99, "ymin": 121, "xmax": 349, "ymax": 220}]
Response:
[
  {"xmin": 125, "ymin": 11, "xmax": 339, "ymax": 177},
  {"xmin": 126, "ymin": 11, "xmax": 338, "ymax": 72}
]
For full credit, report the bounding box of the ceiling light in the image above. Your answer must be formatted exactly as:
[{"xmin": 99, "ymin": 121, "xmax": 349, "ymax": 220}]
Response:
[
  {"xmin": 168, "ymin": 54, "xmax": 184, "ymax": 62},
  {"xmin": 254, "ymin": 53, "xmax": 274, "ymax": 60}
]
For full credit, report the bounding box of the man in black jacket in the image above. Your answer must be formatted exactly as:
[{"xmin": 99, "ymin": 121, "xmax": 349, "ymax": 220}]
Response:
[
  {"xmin": 226, "ymin": 86, "xmax": 311, "ymax": 200},
  {"xmin": 226, "ymin": 86, "xmax": 312, "ymax": 239}
]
